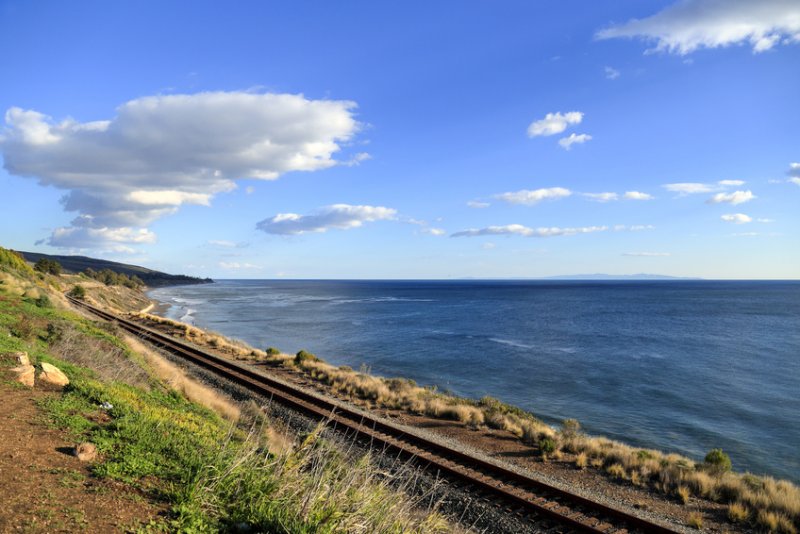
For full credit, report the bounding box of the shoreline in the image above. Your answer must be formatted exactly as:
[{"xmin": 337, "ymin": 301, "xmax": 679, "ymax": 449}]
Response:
[
  {"xmin": 142, "ymin": 284, "xmax": 799, "ymax": 484},
  {"xmin": 135, "ymin": 289, "xmax": 800, "ymax": 533}
]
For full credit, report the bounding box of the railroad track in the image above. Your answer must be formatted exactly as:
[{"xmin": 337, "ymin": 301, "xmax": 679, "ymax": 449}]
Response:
[{"xmin": 68, "ymin": 296, "xmax": 680, "ymax": 534}]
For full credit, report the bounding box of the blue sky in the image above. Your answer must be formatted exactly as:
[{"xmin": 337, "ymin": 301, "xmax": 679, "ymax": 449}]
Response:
[{"xmin": 1, "ymin": 0, "xmax": 798, "ymax": 279}]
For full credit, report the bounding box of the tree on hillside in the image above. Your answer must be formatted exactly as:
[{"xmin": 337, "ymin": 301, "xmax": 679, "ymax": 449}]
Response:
[{"xmin": 34, "ymin": 258, "xmax": 62, "ymax": 276}]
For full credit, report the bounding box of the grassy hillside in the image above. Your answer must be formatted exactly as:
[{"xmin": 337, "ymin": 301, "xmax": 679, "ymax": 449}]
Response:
[
  {"xmin": 18, "ymin": 251, "xmax": 212, "ymax": 288},
  {"xmin": 0, "ymin": 247, "xmax": 450, "ymax": 532}
]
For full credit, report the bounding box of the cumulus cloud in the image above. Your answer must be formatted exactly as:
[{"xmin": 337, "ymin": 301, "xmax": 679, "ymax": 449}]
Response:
[
  {"xmin": 527, "ymin": 111, "xmax": 583, "ymax": 137},
  {"xmin": 451, "ymin": 224, "xmax": 607, "ymax": 238},
  {"xmin": 790, "ymin": 177, "xmax": 800, "ymax": 186},
  {"xmin": 623, "ymin": 252, "xmax": 671, "ymax": 257},
  {"xmin": 708, "ymin": 190, "xmax": 756, "ymax": 205},
  {"xmin": 663, "ymin": 180, "xmax": 744, "ymax": 195},
  {"xmin": 467, "ymin": 200, "xmax": 490, "ymax": 208},
  {"xmin": 583, "ymin": 192, "xmax": 619, "ymax": 202},
  {"xmin": 721, "ymin": 213, "xmax": 752, "ymax": 224},
  {"xmin": 495, "ymin": 187, "xmax": 572, "ymax": 205},
  {"xmin": 255, "ymin": 204, "xmax": 396, "ymax": 235},
  {"xmin": 624, "ymin": 191, "xmax": 654, "ymax": 200},
  {"xmin": 605, "ymin": 66, "xmax": 621, "ymax": 80},
  {"xmin": 558, "ymin": 133, "xmax": 592, "ymax": 150},
  {"xmin": 1, "ymin": 91, "xmax": 362, "ymax": 249},
  {"xmin": 596, "ymin": 0, "xmax": 800, "ymax": 55},
  {"xmin": 42, "ymin": 226, "xmax": 157, "ymax": 249}
]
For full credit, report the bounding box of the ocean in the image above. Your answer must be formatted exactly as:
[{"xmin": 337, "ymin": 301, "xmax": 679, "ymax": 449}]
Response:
[{"xmin": 148, "ymin": 279, "xmax": 800, "ymax": 483}]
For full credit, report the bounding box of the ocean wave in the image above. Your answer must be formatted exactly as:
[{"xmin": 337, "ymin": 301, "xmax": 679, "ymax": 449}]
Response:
[{"xmin": 489, "ymin": 338, "xmax": 535, "ymax": 350}]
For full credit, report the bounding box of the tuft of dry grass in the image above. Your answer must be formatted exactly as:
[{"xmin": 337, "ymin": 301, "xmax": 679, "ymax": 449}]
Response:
[
  {"xmin": 687, "ymin": 511, "xmax": 703, "ymax": 529},
  {"xmin": 676, "ymin": 485, "xmax": 691, "ymax": 505},
  {"xmin": 574, "ymin": 452, "xmax": 588, "ymax": 470},
  {"xmin": 606, "ymin": 463, "xmax": 627, "ymax": 480},
  {"xmin": 728, "ymin": 502, "xmax": 749, "ymax": 523}
]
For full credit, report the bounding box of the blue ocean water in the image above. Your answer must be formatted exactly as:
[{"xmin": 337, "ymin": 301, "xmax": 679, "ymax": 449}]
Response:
[{"xmin": 149, "ymin": 280, "xmax": 800, "ymax": 482}]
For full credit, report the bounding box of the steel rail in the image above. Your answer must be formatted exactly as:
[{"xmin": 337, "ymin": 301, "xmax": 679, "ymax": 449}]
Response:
[{"xmin": 68, "ymin": 296, "xmax": 680, "ymax": 534}]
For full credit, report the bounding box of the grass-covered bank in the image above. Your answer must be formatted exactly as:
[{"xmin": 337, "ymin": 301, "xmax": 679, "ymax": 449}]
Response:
[
  {"xmin": 0, "ymin": 247, "xmax": 452, "ymax": 533},
  {"xmin": 134, "ymin": 302, "xmax": 800, "ymax": 533}
]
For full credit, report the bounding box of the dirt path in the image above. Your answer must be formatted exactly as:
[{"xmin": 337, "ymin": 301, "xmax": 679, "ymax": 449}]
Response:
[{"xmin": 0, "ymin": 382, "xmax": 164, "ymax": 533}]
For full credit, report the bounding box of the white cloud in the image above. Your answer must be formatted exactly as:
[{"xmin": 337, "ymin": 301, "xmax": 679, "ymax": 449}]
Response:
[
  {"xmin": 623, "ymin": 252, "xmax": 671, "ymax": 257},
  {"xmin": 44, "ymin": 226, "xmax": 157, "ymax": 249},
  {"xmin": 790, "ymin": 177, "xmax": 800, "ymax": 186},
  {"xmin": 583, "ymin": 192, "xmax": 619, "ymax": 202},
  {"xmin": 624, "ymin": 191, "xmax": 654, "ymax": 200},
  {"xmin": 558, "ymin": 133, "xmax": 592, "ymax": 150},
  {"xmin": 615, "ymin": 224, "xmax": 656, "ymax": 231},
  {"xmin": 663, "ymin": 182, "xmax": 716, "ymax": 194},
  {"xmin": 451, "ymin": 224, "xmax": 607, "ymax": 238},
  {"xmin": 708, "ymin": 190, "xmax": 756, "ymax": 205},
  {"xmin": 605, "ymin": 66, "xmax": 621, "ymax": 80},
  {"xmin": 721, "ymin": 213, "xmax": 752, "ymax": 224},
  {"xmin": 663, "ymin": 180, "xmax": 743, "ymax": 196},
  {"xmin": 207, "ymin": 240, "xmax": 239, "ymax": 248},
  {"xmin": 757, "ymin": 218, "xmax": 775, "ymax": 223},
  {"xmin": 2, "ymin": 91, "xmax": 362, "ymax": 249},
  {"xmin": 495, "ymin": 187, "xmax": 572, "ymax": 205},
  {"xmin": 596, "ymin": 0, "xmax": 800, "ymax": 55},
  {"xmin": 482, "ymin": 242, "xmax": 496, "ymax": 250},
  {"xmin": 422, "ymin": 227, "xmax": 446, "ymax": 236},
  {"xmin": 527, "ymin": 111, "xmax": 583, "ymax": 137},
  {"xmin": 127, "ymin": 190, "xmax": 212, "ymax": 206},
  {"xmin": 789, "ymin": 162, "xmax": 800, "ymax": 175},
  {"xmin": 467, "ymin": 200, "xmax": 490, "ymax": 208},
  {"xmin": 256, "ymin": 204, "xmax": 396, "ymax": 235}
]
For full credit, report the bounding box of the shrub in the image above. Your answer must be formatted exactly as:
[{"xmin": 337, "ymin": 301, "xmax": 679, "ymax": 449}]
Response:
[
  {"xmin": 265, "ymin": 347, "xmax": 281, "ymax": 356},
  {"xmin": 0, "ymin": 247, "xmax": 35, "ymax": 276},
  {"xmin": 539, "ymin": 438, "xmax": 557, "ymax": 458},
  {"xmin": 68, "ymin": 284, "xmax": 86, "ymax": 299},
  {"xmin": 34, "ymin": 294, "xmax": 52, "ymax": 308},
  {"xmin": 34, "ymin": 258, "xmax": 62, "ymax": 276},
  {"xmin": 704, "ymin": 448, "xmax": 732, "ymax": 473},
  {"xmin": 676, "ymin": 485, "xmax": 691, "ymax": 504},
  {"xmin": 561, "ymin": 418, "xmax": 581, "ymax": 439},
  {"xmin": 294, "ymin": 350, "xmax": 318, "ymax": 365}
]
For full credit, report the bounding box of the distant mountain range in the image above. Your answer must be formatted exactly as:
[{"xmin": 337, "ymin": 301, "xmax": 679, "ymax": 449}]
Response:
[
  {"xmin": 542, "ymin": 274, "xmax": 701, "ymax": 280},
  {"xmin": 19, "ymin": 251, "xmax": 213, "ymax": 288}
]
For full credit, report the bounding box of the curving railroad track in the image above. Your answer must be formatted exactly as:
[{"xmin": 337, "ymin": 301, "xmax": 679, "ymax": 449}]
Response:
[{"xmin": 68, "ymin": 296, "xmax": 681, "ymax": 534}]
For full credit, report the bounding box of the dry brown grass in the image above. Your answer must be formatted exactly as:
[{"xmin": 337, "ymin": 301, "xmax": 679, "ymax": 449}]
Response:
[
  {"xmin": 687, "ymin": 511, "xmax": 703, "ymax": 529},
  {"xmin": 124, "ymin": 335, "xmax": 240, "ymax": 421},
  {"xmin": 728, "ymin": 502, "xmax": 749, "ymax": 523},
  {"xmin": 676, "ymin": 485, "xmax": 691, "ymax": 504},
  {"xmin": 49, "ymin": 321, "xmax": 152, "ymax": 388}
]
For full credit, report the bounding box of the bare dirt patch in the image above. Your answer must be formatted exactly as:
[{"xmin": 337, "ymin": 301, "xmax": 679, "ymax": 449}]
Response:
[{"xmin": 0, "ymin": 382, "xmax": 165, "ymax": 533}]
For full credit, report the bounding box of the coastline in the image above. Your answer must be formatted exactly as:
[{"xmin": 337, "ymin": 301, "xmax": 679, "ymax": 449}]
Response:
[{"xmin": 137, "ymin": 284, "xmax": 800, "ymax": 533}]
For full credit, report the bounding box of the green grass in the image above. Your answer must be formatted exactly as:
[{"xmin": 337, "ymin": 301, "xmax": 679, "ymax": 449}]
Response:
[{"xmin": 1, "ymin": 272, "xmax": 450, "ymax": 533}]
